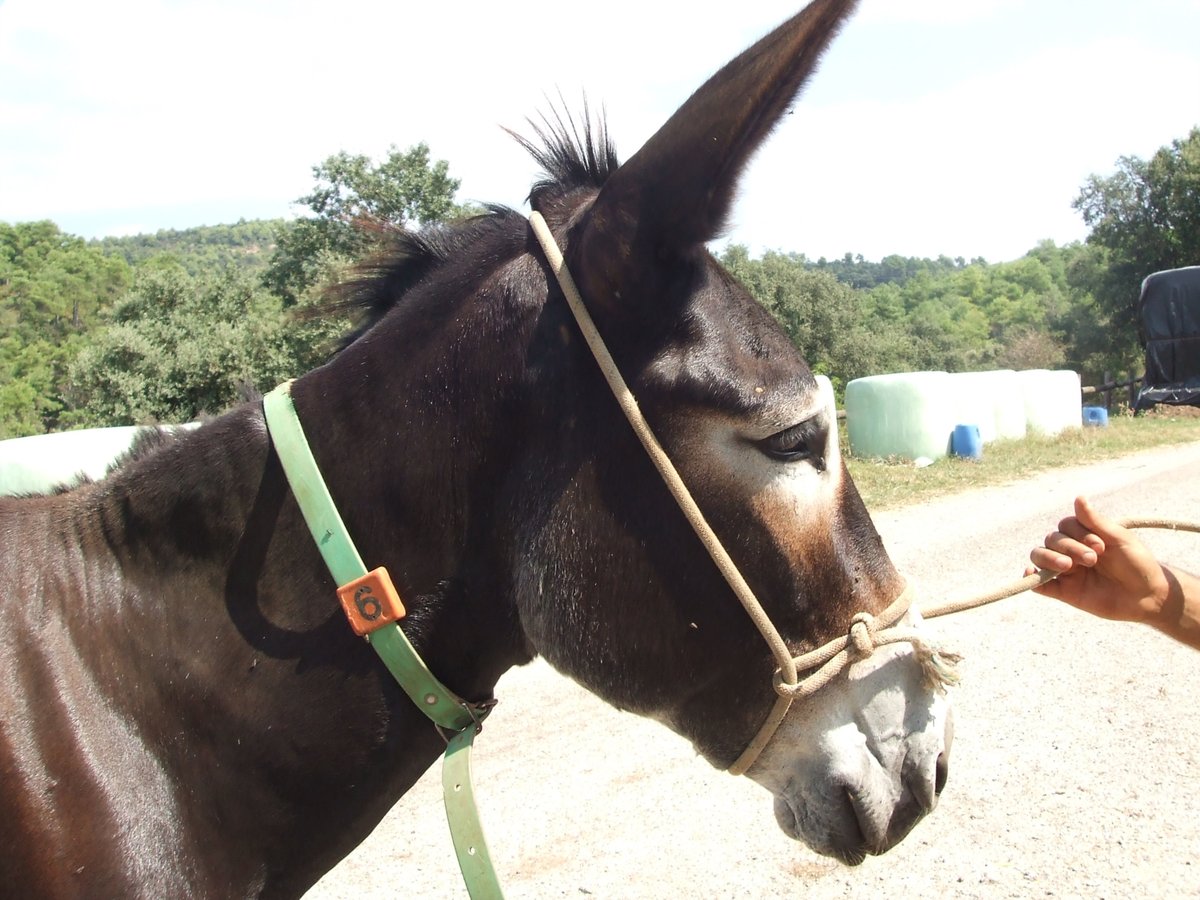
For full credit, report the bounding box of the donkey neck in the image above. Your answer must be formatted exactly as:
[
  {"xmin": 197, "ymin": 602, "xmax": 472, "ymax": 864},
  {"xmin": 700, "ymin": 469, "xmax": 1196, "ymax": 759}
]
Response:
[
  {"xmin": 282, "ymin": 256, "xmax": 545, "ymax": 695},
  {"xmin": 43, "ymin": 393, "xmax": 521, "ymax": 893}
]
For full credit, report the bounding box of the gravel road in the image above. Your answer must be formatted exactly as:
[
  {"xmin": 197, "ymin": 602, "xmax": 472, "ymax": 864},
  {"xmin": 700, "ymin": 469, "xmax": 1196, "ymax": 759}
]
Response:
[{"xmin": 306, "ymin": 442, "xmax": 1200, "ymax": 899}]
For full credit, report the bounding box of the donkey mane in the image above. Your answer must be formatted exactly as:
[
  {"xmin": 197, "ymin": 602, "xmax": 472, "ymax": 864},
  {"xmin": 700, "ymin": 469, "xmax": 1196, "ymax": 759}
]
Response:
[
  {"xmin": 330, "ymin": 107, "xmax": 619, "ymax": 346},
  {"xmin": 327, "ymin": 211, "xmax": 519, "ymax": 349},
  {"xmin": 513, "ymin": 104, "xmax": 620, "ymax": 204}
]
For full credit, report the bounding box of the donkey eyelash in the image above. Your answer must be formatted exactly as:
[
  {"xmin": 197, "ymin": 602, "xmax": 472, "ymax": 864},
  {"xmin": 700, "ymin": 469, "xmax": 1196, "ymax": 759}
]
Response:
[{"xmin": 757, "ymin": 420, "xmax": 826, "ymax": 470}]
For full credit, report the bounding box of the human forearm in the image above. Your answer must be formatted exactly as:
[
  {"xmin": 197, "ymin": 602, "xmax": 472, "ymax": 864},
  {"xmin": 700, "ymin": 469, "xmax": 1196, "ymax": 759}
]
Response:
[{"xmin": 1149, "ymin": 565, "xmax": 1200, "ymax": 651}]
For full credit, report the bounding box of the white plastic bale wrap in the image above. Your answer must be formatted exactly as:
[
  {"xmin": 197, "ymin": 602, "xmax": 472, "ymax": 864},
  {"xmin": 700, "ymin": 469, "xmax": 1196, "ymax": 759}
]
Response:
[
  {"xmin": 0, "ymin": 424, "xmax": 199, "ymax": 496},
  {"xmin": 845, "ymin": 369, "xmax": 1081, "ymax": 462},
  {"xmin": 844, "ymin": 371, "xmax": 958, "ymax": 461},
  {"xmin": 949, "ymin": 369, "xmax": 1027, "ymax": 444},
  {"xmin": 991, "ymin": 369, "xmax": 1030, "ymax": 440},
  {"xmin": 1016, "ymin": 369, "xmax": 1082, "ymax": 436}
]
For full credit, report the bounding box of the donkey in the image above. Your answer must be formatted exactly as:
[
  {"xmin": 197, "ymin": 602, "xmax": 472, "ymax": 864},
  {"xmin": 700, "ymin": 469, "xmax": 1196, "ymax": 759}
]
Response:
[{"xmin": 0, "ymin": 0, "xmax": 951, "ymax": 895}]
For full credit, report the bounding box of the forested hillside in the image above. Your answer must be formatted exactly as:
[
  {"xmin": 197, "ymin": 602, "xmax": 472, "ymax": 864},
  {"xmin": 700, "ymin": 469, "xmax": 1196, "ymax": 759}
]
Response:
[
  {"xmin": 2, "ymin": 129, "xmax": 1196, "ymax": 439},
  {"xmin": 94, "ymin": 219, "xmax": 284, "ymax": 277},
  {"xmin": 718, "ymin": 239, "xmax": 1103, "ymax": 391}
]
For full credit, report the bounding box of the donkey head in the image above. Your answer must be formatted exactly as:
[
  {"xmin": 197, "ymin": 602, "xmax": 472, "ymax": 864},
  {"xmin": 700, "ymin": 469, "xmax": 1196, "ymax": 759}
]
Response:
[{"xmin": 513, "ymin": 0, "xmax": 952, "ymax": 864}]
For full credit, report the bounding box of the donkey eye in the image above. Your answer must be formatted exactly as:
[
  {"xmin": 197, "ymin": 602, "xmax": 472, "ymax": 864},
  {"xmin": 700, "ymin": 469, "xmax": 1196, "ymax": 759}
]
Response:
[{"xmin": 758, "ymin": 420, "xmax": 825, "ymax": 469}]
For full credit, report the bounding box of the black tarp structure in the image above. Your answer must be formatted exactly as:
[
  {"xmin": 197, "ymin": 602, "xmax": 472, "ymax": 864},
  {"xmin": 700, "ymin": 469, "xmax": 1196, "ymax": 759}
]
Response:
[{"xmin": 1135, "ymin": 266, "xmax": 1200, "ymax": 410}]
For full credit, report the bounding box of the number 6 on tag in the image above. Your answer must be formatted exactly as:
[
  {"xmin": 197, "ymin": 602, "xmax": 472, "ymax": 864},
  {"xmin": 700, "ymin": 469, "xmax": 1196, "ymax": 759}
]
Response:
[{"xmin": 337, "ymin": 567, "xmax": 406, "ymax": 636}]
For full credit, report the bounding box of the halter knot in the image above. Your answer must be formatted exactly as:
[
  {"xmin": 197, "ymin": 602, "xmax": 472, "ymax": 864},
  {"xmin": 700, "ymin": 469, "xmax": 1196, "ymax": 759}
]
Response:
[{"xmin": 848, "ymin": 612, "xmax": 877, "ymax": 658}]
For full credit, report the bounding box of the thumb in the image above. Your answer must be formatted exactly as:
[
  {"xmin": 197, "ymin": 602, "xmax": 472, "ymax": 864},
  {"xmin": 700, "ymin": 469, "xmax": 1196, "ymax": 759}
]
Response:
[{"xmin": 1073, "ymin": 495, "xmax": 1129, "ymax": 547}]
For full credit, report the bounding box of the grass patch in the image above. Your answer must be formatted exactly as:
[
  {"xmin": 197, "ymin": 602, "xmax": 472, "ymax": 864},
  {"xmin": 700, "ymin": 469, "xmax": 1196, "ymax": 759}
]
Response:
[{"xmin": 845, "ymin": 408, "xmax": 1200, "ymax": 510}]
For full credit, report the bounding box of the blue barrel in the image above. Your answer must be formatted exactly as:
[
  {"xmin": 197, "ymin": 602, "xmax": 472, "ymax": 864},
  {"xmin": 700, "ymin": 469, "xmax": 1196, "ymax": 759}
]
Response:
[
  {"xmin": 1082, "ymin": 406, "xmax": 1109, "ymax": 427},
  {"xmin": 951, "ymin": 423, "xmax": 982, "ymax": 459}
]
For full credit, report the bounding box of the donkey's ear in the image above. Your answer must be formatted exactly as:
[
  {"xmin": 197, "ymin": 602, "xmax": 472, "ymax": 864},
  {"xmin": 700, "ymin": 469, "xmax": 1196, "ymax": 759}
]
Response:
[{"xmin": 576, "ymin": 0, "xmax": 858, "ymax": 298}]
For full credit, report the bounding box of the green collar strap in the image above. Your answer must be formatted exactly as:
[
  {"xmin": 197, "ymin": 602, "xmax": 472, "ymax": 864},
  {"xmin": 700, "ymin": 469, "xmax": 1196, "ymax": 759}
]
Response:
[{"xmin": 262, "ymin": 381, "xmax": 503, "ymax": 899}]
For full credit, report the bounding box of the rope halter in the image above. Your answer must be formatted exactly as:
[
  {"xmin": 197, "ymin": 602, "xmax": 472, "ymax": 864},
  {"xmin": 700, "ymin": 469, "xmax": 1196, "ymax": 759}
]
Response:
[
  {"xmin": 526, "ymin": 212, "xmax": 961, "ymax": 777},
  {"xmin": 781, "ymin": 585, "xmax": 962, "ymax": 699}
]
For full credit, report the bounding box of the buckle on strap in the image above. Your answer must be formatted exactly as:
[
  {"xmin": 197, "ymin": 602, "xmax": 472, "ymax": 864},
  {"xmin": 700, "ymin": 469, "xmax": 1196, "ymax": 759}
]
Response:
[{"xmin": 436, "ymin": 698, "xmax": 499, "ymax": 745}]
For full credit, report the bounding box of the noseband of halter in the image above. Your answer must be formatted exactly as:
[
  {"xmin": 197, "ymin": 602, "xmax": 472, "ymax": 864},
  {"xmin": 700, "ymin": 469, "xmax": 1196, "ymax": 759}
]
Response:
[{"xmin": 527, "ymin": 212, "xmax": 959, "ymax": 776}]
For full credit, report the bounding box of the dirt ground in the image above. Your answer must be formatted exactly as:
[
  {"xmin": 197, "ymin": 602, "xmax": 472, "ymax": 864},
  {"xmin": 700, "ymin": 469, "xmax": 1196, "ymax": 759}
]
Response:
[{"xmin": 305, "ymin": 441, "xmax": 1200, "ymax": 899}]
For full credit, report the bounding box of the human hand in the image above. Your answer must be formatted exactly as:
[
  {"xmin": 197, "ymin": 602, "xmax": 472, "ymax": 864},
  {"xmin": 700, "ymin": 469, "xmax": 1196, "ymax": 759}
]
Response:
[{"xmin": 1026, "ymin": 495, "xmax": 1170, "ymax": 624}]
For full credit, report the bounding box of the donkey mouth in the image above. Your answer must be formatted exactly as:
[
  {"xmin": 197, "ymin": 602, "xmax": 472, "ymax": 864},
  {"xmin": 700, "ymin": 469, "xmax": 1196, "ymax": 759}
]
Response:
[
  {"xmin": 772, "ymin": 778, "xmax": 936, "ymax": 866},
  {"xmin": 772, "ymin": 794, "xmax": 868, "ymax": 866}
]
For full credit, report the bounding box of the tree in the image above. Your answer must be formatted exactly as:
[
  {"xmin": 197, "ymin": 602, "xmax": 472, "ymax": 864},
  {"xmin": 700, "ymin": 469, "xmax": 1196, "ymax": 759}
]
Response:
[
  {"xmin": 902, "ymin": 287, "xmax": 994, "ymax": 372},
  {"xmin": 1073, "ymin": 127, "xmax": 1200, "ymax": 339},
  {"xmin": 64, "ymin": 269, "xmax": 342, "ymax": 427},
  {"xmin": 1, "ymin": 221, "xmax": 132, "ymax": 342},
  {"xmin": 811, "ymin": 251, "xmax": 967, "ymax": 291},
  {"xmin": 720, "ymin": 246, "xmax": 911, "ymax": 390},
  {"xmin": 95, "ymin": 219, "xmax": 285, "ymax": 276},
  {"xmin": 0, "ymin": 335, "xmax": 64, "ymax": 438},
  {"xmin": 264, "ymin": 144, "xmax": 473, "ymax": 304},
  {"xmin": 0, "ymin": 221, "xmax": 132, "ymax": 436}
]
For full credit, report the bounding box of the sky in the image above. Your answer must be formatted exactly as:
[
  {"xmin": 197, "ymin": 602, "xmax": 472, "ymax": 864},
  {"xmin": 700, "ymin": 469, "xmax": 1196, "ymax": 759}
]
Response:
[{"xmin": 2, "ymin": 0, "xmax": 1198, "ymax": 263}]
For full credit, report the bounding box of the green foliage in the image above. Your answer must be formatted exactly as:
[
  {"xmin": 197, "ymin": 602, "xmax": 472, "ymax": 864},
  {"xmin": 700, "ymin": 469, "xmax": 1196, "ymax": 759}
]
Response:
[
  {"xmin": 4, "ymin": 129, "xmax": 1189, "ymax": 437},
  {"xmin": 264, "ymin": 143, "xmax": 474, "ymax": 304},
  {"xmin": 0, "ymin": 221, "xmax": 132, "ymax": 436},
  {"xmin": 303, "ymin": 144, "xmax": 463, "ymax": 226},
  {"xmin": 811, "ymin": 252, "xmax": 976, "ymax": 290},
  {"xmin": 720, "ymin": 246, "xmax": 912, "ymax": 391},
  {"xmin": 1055, "ymin": 241, "xmax": 1135, "ymax": 379},
  {"xmin": 2, "ymin": 143, "xmax": 470, "ymax": 434},
  {"xmin": 94, "ymin": 219, "xmax": 283, "ymax": 277},
  {"xmin": 721, "ymin": 242, "xmax": 1090, "ymax": 390},
  {"xmin": 1, "ymin": 221, "xmax": 132, "ymax": 340},
  {"xmin": 64, "ymin": 269, "xmax": 346, "ymax": 427},
  {"xmin": 1073, "ymin": 127, "xmax": 1200, "ymax": 349},
  {"xmin": 724, "ymin": 127, "xmax": 1200, "ymax": 391},
  {"xmin": 0, "ymin": 336, "xmax": 67, "ymax": 437}
]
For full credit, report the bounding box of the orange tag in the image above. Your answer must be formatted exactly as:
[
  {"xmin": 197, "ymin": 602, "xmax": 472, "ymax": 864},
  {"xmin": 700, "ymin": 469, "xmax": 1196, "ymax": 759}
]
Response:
[{"xmin": 337, "ymin": 567, "xmax": 406, "ymax": 636}]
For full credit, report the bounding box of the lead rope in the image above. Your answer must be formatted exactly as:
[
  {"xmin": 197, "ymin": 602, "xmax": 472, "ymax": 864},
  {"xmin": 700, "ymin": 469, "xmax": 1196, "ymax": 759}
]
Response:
[
  {"xmin": 744, "ymin": 518, "xmax": 1200, "ymax": 778},
  {"xmin": 527, "ymin": 213, "xmax": 1200, "ymax": 777},
  {"xmin": 918, "ymin": 518, "xmax": 1200, "ymax": 619},
  {"xmin": 773, "ymin": 517, "xmax": 1200, "ymax": 698}
]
